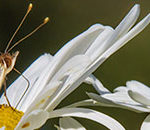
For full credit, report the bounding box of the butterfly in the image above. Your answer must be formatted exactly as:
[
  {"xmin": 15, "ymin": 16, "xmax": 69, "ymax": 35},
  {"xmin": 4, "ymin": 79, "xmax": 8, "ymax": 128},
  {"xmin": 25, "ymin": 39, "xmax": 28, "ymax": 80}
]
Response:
[{"xmin": 0, "ymin": 3, "xmax": 49, "ymax": 108}]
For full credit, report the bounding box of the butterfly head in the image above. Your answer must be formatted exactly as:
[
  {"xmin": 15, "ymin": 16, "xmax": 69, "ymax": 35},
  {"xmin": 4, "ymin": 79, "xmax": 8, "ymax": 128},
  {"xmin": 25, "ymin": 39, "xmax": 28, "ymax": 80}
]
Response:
[{"xmin": 0, "ymin": 51, "xmax": 19, "ymax": 74}]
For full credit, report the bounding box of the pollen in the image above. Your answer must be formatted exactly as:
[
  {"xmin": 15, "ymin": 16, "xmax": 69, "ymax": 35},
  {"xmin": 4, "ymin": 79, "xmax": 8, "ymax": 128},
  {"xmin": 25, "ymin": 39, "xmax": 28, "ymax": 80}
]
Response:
[
  {"xmin": 21, "ymin": 122, "xmax": 30, "ymax": 128},
  {"xmin": 0, "ymin": 104, "xmax": 24, "ymax": 130}
]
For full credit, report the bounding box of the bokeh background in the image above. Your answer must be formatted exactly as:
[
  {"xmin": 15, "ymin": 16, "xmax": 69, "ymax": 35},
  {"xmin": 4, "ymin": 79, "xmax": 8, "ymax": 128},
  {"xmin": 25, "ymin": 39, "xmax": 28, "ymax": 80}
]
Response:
[{"xmin": 0, "ymin": 0, "xmax": 149, "ymax": 129}]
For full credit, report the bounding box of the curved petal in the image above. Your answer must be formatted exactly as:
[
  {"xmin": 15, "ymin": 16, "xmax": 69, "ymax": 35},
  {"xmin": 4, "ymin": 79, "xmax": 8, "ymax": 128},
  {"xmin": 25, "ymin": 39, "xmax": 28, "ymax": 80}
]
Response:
[
  {"xmin": 127, "ymin": 80, "xmax": 150, "ymax": 106},
  {"xmin": 88, "ymin": 92, "xmax": 149, "ymax": 113},
  {"xmin": 49, "ymin": 108, "xmax": 125, "ymax": 130},
  {"xmin": 45, "ymin": 55, "xmax": 91, "ymax": 111},
  {"xmin": 85, "ymin": 76, "xmax": 150, "ymax": 112},
  {"xmin": 87, "ymin": 13, "xmax": 150, "ymax": 77},
  {"xmin": 25, "ymin": 81, "xmax": 63, "ymax": 114},
  {"xmin": 100, "ymin": 13, "xmax": 150, "ymax": 62},
  {"xmin": 127, "ymin": 80, "xmax": 150, "ymax": 98},
  {"xmin": 16, "ymin": 110, "xmax": 49, "ymax": 130},
  {"xmin": 114, "ymin": 86, "xmax": 129, "ymax": 92},
  {"xmin": 114, "ymin": 4, "xmax": 140, "ymax": 39},
  {"xmin": 50, "ymin": 55, "xmax": 91, "ymax": 84},
  {"xmin": 39, "ymin": 24, "xmax": 104, "ymax": 89},
  {"xmin": 85, "ymin": 26, "xmax": 114, "ymax": 60},
  {"xmin": 141, "ymin": 114, "xmax": 150, "ymax": 130},
  {"xmin": 85, "ymin": 74, "xmax": 110, "ymax": 94},
  {"xmin": 59, "ymin": 117, "xmax": 86, "ymax": 130},
  {"xmin": 88, "ymin": 4, "xmax": 140, "ymax": 61},
  {"xmin": 128, "ymin": 90, "xmax": 150, "ymax": 106}
]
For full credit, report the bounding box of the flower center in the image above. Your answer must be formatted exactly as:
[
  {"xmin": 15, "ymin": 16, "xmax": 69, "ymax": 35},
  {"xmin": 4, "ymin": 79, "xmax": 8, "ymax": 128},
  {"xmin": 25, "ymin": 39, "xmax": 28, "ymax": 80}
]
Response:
[{"xmin": 0, "ymin": 104, "xmax": 24, "ymax": 130}]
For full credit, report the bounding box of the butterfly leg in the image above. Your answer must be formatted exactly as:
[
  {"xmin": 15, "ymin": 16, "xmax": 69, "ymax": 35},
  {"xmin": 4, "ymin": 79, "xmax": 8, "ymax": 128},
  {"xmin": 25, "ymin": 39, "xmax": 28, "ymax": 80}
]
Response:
[
  {"xmin": 3, "ymin": 80, "xmax": 12, "ymax": 107},
  {"xmin": 13, "ymin": 68, "xmax": 30, "ymax": 109}
]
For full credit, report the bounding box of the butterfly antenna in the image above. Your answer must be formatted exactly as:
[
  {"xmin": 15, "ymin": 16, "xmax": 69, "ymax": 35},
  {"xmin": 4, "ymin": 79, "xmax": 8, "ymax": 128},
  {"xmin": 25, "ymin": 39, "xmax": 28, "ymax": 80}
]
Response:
[
  {"xmin": 5, "ymin": 3, "xmax": 33, "ymax": 53},
  {"xmin": 7, "ymin": 17, "xmax": 49, "ymax": 53}
]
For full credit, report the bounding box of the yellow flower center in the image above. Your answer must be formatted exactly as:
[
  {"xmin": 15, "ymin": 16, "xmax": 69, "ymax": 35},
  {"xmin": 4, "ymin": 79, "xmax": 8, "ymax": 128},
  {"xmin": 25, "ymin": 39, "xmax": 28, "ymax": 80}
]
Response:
[{"xmin": 0, "ymin": 104, "xmax": 24, "ymax": 130}]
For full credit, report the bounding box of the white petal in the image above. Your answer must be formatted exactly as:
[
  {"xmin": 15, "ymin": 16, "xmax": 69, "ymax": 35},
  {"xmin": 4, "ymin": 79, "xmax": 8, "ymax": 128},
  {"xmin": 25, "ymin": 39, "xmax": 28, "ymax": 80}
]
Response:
[
  {"xmin": 101, "ymin": 13, "xmax": 150, "ymax": 61},
  {"xmin": 59, "ymin": 117, "xmax": 86, "ymax": 130},
  {"xmin": 55, "ymin": 24, "xmax": 104, "ymax": 57},
  {"xmin": 113, "ymin": 86, "xmax": 129, "ymax": 92},
  {"xmin": 128, "ymin": 90, "xmax": 150, "ymax": 106},
  {"xmin": 51, "ymin": 55, "xmax": 91, "ymax": 84},
  {"xmin": 88, "ymin": 92, "xmax": 150, "ymax": 113},
  {"xmin": 49, "ymin": 108, "xmax": 125, "ymax": 130},
  {"xmin": 85, "ymin": 26, "xmax": 114, "ymax": 60},
  {"xmin": 45, "ymin": 55, "xmax": 91, "ymax": 111},
  {"xmin": 65, "ymin": 99, "xmax": 101, "ymax": 108},
  {"xmin": 45, "ymin": 58, "xmax": 105, "ymax": 112},
  {"xmin": 40, "ymin": 24, "xmax": 104, "ymax": 87},
  {"xmin": 127, "ymin": 80, "xmax": 150, "ymax": 106},
  {"xmin": 87, "ymin": 13, "xmax": 150, "ymax": 75},
  {"xmin": 114, "ymin": 4, "xmax": 140, "ymax": 39},
  {"xmin": 87, "ymin": 92, "xmax": 120, "ymax": 107},
  {"xmin": 0, "ymin": 54, "xmax": 52, "ymax": 109},
  {"xmin": 24, "ymin": 81, "xmax": 63, "ymax": 114},
  {"xmin": 25, "ymin": 25, "xmax": 103, "ymax": 111},
  {"xmin": 17, "ymin": 54, "xmax": 53, "ymax": 111},
  {"xmin": 141, "ymin": 114, "xmax": 150, "ymax": 130},
  {"xmin": 87, "ymin": 4, "xmax": 140, "ymax": 61},
  {"xmin": 85, "ymin": 74, "xmax": 110, "ymax": 94},
  {"xmin": 86, "ymin": 77, "xmax": 150, "ymax": 112},
  {"xmin": 16, "ymin": 109, "xmax": 49, "ymax": 130}
]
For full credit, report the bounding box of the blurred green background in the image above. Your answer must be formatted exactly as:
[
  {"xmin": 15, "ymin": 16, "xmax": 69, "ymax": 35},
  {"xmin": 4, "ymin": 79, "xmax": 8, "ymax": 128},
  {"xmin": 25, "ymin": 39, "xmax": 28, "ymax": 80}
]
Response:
[{"xmin": 0, "ymin": 0, "xmax": 149, "ymax": 130}]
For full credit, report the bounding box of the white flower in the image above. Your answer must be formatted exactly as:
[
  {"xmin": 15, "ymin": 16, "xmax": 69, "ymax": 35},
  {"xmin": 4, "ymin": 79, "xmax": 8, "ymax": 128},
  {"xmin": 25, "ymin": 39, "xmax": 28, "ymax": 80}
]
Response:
[
  {"xmin": 0, "ymin": 54, "xmax": 125, "ymax": 130},
  {"xmin": 0, "ymin": 3, "xmax": 149, "ymax": 130},
  {"xmin": 86, "ymin": 78, "xmax": 150, "ymax": 130}
]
